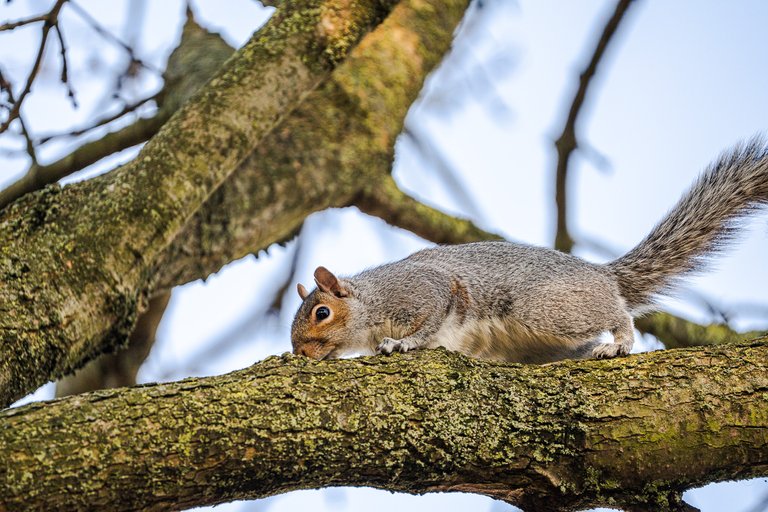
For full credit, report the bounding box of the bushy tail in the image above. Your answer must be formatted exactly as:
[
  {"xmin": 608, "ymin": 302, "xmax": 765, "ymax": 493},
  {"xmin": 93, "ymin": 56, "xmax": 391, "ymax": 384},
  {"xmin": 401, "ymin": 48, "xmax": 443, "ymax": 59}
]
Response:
[{"xmin": 608, "ymin": 137, "xmax": 768, "ymax": 312}]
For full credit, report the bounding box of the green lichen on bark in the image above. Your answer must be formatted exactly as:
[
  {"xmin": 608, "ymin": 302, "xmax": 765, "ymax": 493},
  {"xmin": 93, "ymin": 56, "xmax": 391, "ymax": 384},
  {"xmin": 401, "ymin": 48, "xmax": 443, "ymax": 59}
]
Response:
[
  {"xmin": 0, "ymin": 0, "xmax": 404, "ymax": 407},
  {"xmin": 155, "ymin": 0, "xmax": 471, "ymax": 288},
  {"xmin": 1, "ymin": 342, "xmax": 766, "ymax": 511}
]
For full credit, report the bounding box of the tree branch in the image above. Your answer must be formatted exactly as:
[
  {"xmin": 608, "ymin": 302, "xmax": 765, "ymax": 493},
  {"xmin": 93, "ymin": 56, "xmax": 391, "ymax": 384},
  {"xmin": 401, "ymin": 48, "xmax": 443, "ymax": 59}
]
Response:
[
  {"xmin": 153, "ymin": 0, "xmax": 469, "ymax": 289},
  {"xmin": 0, "ymin": 0, "xmax": 407, "ymax": 406},
  {"xmin": 553, "ymin": 0, "xmax": 635, "ymax": 252},
  {"xmin": 634, "ymin": 312, "xmax": 766, "ymax": 349},
  {"xmin": 2, "ymin": 342, "xmax": 766, "ymax": 511},
  {"xmin": 354, "ymin": 174, "xmax": 503, "ymax": 244},
  {"xmin": 54, "ymin": 291, "xmax": 171, "ymax": 397}
]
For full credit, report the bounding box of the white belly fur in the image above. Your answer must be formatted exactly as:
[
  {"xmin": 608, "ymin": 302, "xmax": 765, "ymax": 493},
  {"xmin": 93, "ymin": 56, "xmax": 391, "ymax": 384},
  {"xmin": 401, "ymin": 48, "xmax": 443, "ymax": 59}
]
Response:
[{"xmin": 428, "ymin": 313, "xmax": 594, "ymax": 363}]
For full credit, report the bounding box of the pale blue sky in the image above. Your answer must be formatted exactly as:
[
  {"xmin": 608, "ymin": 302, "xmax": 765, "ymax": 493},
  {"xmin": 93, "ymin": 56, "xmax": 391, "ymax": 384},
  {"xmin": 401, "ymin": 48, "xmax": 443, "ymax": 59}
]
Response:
[{"xmin": 2, "ymin": 1, "xmax": 767, "ymax": 511}]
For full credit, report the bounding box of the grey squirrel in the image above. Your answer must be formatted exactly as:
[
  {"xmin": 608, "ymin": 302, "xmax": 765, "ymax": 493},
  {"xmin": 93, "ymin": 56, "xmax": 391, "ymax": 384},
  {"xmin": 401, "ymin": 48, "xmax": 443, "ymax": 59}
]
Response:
[{"xmin": 291, "ymin": 139, "xmax": 768, "ymax": 363}]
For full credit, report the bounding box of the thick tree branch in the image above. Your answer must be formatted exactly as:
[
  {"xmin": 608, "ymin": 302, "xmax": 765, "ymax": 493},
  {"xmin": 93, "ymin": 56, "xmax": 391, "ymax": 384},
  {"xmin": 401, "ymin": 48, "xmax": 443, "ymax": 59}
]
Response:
[
  {"xmin": 153, "ymin": 0, "xmax": 469, "ymax": 289},
  {"xmin": 0, "ymin": 0, "xmax": 403, "ymax": 406},
  {"xmin": 54, "ymin": 291, "xmax": 171, "ymax": 397},
  {"xmin": 2, "ymin": 342, "xmax": 766, "ymax": 511},
  {"xmin": 553, "ymin": 0, "xmax": 635, "ymax": 252}
]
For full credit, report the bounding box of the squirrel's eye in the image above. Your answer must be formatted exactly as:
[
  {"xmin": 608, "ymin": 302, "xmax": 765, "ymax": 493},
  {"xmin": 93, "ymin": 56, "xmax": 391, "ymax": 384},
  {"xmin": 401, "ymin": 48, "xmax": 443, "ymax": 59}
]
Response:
[{"xmin": 315, "ymin": 306, "xmax": 330, "ymax": 321}]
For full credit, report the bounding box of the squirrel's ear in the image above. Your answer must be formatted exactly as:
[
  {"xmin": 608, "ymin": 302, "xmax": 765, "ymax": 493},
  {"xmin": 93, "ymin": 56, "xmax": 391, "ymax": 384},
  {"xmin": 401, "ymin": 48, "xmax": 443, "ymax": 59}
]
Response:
[
  {"xmin": 297, "ymin": 283, "xmax": 309, "ymax": 300},
  {"xmin": 314, "ymin": 266, "xmax": 349, "ymax": 298}
]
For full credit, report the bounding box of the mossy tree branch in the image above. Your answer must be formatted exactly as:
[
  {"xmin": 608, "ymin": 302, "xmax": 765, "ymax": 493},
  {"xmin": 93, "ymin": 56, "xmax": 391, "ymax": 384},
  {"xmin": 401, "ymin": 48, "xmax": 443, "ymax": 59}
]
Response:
[
  {"xmin": 152, "ymin": 0, "xmax": 471, "ymax": 288},
  {"xmin": 54, "ymin": 291, "xmax": 171, "ymax": 397},
  {"xmin": 353, "ymin": 175, "xmax": 504, "ymax": 244},
  {"xmin": 0, "ymin": 0, "xmax": 407, "ymax": 406},
  {"xmin": 634, "ymin": 312, "xmax": 766, "ymax": 349},
  {"xmin": 2, "ymin": 342, "xmax": 767, "ymax": 511}
]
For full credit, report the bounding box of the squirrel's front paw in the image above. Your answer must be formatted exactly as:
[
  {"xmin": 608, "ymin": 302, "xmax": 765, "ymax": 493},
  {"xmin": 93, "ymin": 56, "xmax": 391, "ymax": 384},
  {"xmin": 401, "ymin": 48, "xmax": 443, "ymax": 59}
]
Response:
[{"xmin": 376, "ymin": 337, "xmax": 408, "ymax": 355}]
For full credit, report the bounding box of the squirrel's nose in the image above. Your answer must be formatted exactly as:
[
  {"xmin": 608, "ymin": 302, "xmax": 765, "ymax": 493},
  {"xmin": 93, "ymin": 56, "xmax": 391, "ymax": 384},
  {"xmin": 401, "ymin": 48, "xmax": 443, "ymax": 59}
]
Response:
[{"xmin": 295, "ymin": 346, "xmax": 308, "ymax": 357}]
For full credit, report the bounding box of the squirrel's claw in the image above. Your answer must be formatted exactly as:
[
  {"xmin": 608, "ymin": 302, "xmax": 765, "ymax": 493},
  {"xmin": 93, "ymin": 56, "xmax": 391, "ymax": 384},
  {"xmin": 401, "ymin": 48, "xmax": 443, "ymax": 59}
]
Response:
[
  {"xmin": 376, "ymin": 337, "xmax": 408, "ymax": 355},
  {"xmin": 591, "ymin": 343, "xmax": 629, "ymax": 359}
]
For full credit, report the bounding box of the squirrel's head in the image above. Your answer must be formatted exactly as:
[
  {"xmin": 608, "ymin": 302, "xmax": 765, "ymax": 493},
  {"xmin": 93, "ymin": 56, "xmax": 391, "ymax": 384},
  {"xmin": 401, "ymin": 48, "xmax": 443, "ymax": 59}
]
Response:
[{"xmin": 291, "ymin": 266, "xmax": 355, "ymax": 360}]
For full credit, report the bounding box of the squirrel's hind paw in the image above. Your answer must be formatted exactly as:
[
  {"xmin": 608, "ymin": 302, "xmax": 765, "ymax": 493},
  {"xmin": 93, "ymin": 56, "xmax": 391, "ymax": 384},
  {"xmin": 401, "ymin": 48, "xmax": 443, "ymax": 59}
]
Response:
[
  {"xmin": 377, "ymin": 337, "xmax": 409, "ymax": 355},
  {"xmin": 591, "ymin": 343, "xmax": 630, "ymax": 359}
]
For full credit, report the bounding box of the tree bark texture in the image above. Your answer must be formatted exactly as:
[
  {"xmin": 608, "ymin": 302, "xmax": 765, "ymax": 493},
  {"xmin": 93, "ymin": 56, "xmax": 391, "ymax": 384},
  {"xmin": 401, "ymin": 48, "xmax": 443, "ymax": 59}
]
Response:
[
  {"xmin": 1, "ymin": 342, "xmax": 766, "ymax": 512},
  {"xmin": 154, "ymin": 0, "xmax": 470, "ymax": 289},
  {"xmin": 0, "ymin": 0, "xmax": 473, "ymax": 406}
]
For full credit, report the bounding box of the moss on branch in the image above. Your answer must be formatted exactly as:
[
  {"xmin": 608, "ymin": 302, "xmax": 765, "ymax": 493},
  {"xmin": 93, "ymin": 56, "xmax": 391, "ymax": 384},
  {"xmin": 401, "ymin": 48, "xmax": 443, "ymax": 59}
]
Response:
[
  {"xmin": 154, "ymin": 0, "xmax": 471, "ymax": 288},
  {"xmin": 1, "ymin": 342, "xmax": 766, "ymax": 511},
  {"xmin": 0, "ymin": 0, "xmax": 403, "ymax": 406}
]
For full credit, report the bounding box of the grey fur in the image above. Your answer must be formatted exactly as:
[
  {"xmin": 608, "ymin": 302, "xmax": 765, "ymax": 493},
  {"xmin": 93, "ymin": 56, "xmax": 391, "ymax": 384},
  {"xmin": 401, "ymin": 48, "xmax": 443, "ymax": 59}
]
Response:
[
  {"xmin": 292, "ymin": 139, "xmax": 768, "ymax": 363},
  {"xmin": 610, "ymin": 136, "xmax": 768, "ymax": 312}
]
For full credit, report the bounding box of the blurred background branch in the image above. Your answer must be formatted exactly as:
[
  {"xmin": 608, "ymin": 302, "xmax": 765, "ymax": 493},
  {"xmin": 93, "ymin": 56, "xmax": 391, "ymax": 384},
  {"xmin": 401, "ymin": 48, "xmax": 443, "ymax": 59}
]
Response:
[{"xmin": 553, "ymin": 0, "xmax": 636, "ymax": 252}]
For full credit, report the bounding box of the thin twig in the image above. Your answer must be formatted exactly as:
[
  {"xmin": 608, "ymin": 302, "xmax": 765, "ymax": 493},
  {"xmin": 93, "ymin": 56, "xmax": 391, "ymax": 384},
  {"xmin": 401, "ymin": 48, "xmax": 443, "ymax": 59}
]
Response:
[
  {"xmin": 0, "ymin": 113, "xmax": 166, "ymax": 209},
  {"xmin": 0, "ymin": 69, "xmax": 38, "ymax": 165},
  {"xmin": 743, "ymin": 489, "xmax": 768, "ymax": 512},
  {"xmin": 52, "ymin": 23, "xmax": 78, "ymax": 109},
  {"xmin": 552, "ymin": 0, "xmax": 636, "ymax": 252},
  {"xmin": 16, "ymin": 113, "xmax": 37, "ymax": 166},
  {"xmin": 402, "ymin": 125, "xmax": 485, "ymax": 221},
  {"xmin": 68, "ymin": 1, "xmax": 161, "ymax": 75},
  {"xmin": 35, "ymin": 91, "xmax": 159, "ymax": 144},
  {"xmin": 0, "ymin": 0, "xmax": 69, "ymax": 134},
  {"xmin": 268, "ymin": 232, "xmax": 304, "ymax": 314},
  {"xmin": 0, "ymin": 13, "xmax": 48, "ymax": 32}
]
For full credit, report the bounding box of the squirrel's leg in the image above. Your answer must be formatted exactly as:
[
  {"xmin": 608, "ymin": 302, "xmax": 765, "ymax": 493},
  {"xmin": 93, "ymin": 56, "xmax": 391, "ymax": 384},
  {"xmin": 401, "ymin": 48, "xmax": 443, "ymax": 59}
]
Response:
[
  {"xmin": 591, "ymin": 313, "xmax": 634, "ymax": 358},
  {"xmin": 377, "ymin": 316, "xmax": 445, "ymax": 355}
]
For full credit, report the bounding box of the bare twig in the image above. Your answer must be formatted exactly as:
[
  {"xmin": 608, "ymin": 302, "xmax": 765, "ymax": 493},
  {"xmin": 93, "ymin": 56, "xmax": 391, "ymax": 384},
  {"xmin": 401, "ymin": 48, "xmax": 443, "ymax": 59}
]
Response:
[
  {"xmin": 0, "ymin": 13, "xmax": 233, "ymax": 210},
  {"xmin": 0, "ymin": 113, "xmax": 166, "ymax": 209},
  {"xmin": 0, "ymin": 69, "xmax": 38, "ymax": 165},
  {"xmin": 268, "ymin": 230, "xmax": 304, "ymax": 315},
  {"xmin": 0, "ymin": 13, "xmax": 48, "ymax": 32},
  {"xmin": 552, "ymin": 0, "xmax": 636, "ymax": 252},
  {"xmin": 16, "ymin": 113, "xmax": 37, "ymax": 165},
  {"xmin": 35, "ymin": 92, "xmax": 158, "ymax": 144},
  {"xmin": 0, "ymin": 0, "xmax": 69, "ymax": 134},
  {"xmin": 68, "ymin": 1, "xmax": 161, "ymax": 76},
  {"xmin": 52, "ymin": 23, "xmax": 78, "ymax": 109},
  {"xmin": 743, "ymin": 489, "xmax": 768, "ymax": 512}
]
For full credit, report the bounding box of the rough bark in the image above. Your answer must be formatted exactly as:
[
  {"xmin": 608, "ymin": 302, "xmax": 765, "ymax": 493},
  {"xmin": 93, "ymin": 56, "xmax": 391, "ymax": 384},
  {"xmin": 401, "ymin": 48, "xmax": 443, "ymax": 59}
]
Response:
[
  {"xmin": 154, "ymin": 0, "xmax": 469, "ymax": 289},
  {"xmin": 0, "ymin": 0, "xmax": 408, "ymax": 406},
  {"xmin": 54, "ymin": 291, "xmax": 171, "ymax": 397},
  {"xmin": 2, "ymin": 341, "xmax": 766, "ymax": 512}
]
